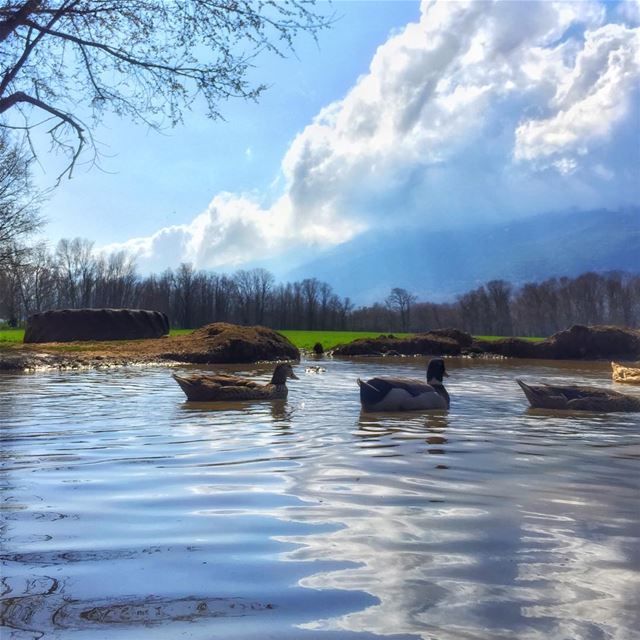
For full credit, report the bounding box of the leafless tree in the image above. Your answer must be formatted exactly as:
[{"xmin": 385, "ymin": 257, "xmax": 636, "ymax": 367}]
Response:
[
  {"xmin": 0, "ymin": 0, "xmax": 330, "ymax": 179},
  {"xmin": 385, "ymin": 287, "xmax": 417, "ymax": 331},
  {"xmin": 2, "ymin": 240, "xmax": 639, "ymax": 335},
  {"xmin": 55, "ymin": 237, "xmax": 95, "ymax": 307},
  {"xmin": 0, "ymin": 130, "xmax": 42, "ymax": 267}
]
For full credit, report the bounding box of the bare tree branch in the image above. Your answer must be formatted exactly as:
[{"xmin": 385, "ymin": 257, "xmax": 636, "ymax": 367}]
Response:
[{"xmin": 0, "ymin": 0, "xmax": 332, "ymax": 180}]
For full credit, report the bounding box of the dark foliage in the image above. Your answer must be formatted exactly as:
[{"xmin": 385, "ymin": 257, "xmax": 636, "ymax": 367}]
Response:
[{"xmin": 2, "ymin": 238, "xmax": 638, "ymax": 334}]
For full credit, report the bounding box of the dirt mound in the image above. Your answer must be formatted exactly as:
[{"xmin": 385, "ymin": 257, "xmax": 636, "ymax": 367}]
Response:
[
  {"xmin": 474, "ymin": 337, "xmax": 539, "ymax": 358},
  {"xmin": 477, "ymin": 325, "xmax": 640, "ymax": 360},
  {"xmin": 161, "ymin": 323, "xmax": 299, "ymax": 363},
  {"xmin": 331, "ymin": 325, "xmax": 640, "ymax": 361},
  {"xmin": 2, "ymin": 322, "xmax": 298, "ymax": 370},
  {"xmin": 539, "ymin": 324, "xmax": 640, "ymax": 360},
  {"xmin": 424, "ymin": 328, "xmax": 474, "ymax": 348},
  {"xmin": 24, "ymin": 308, "xmax": 169, "ymax": 343},
  {"xmin": 332, "ymin": 330, "xmax": 473, "ymax": 356}
]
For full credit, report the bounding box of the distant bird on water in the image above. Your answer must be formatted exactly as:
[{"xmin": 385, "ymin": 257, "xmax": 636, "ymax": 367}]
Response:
[
  {"xmin": 357, "ymin": 358, "xmax": 450, "ymax": 412},
  {"xmin": 174, "ymin": 363, "xmax": 298, "ymax": 402}
]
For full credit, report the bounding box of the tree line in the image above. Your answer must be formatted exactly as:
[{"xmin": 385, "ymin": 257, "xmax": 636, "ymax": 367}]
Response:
[{"xmin": 1, "ymin": 238, "xmax": 638, "ymax": 336}]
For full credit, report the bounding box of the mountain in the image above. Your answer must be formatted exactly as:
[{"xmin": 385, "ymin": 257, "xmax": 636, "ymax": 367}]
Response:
[{"xmin": 285, "ymin": 208, "xmax": 640, "ymax": 303}]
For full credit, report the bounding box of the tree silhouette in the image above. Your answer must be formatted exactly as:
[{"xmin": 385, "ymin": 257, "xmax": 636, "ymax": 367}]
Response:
[{"xmin": 385, "ymin": 287, "xmax": 417, "ymax": 331}]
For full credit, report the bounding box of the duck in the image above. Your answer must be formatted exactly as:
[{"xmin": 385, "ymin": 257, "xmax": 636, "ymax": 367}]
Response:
[
  {"xmin": 305, "ymin": 365, "xmax": 326, "ymax": 374},
  {"xmin": 173, "ymin": 363, "xmax": 298, "ymax": 402},
  {"xmin": 611, "ymin": 361, "xmax": 640, "ymax": 384},
  {"xmin": 357, "ymin": 358, "xmax": 450, "ymax": 412},
  {"xmin": 516, "ymin": 379, "xmax": 640, "ymax": 412}
]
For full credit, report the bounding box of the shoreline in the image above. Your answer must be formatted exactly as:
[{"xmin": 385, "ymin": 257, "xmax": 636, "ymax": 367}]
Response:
[
  {"xmin": 0, "ymin": 346, "xmax": 636, "ymax": 374},
  {"xmin": 1, "ymin": 323, "xmax": 638, "ymax": 372}
]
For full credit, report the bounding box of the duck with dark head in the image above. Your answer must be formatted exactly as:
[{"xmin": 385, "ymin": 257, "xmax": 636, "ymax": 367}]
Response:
[{"xmin": 358, "ymin": 358, "xmax": 450, "ymax": 412}]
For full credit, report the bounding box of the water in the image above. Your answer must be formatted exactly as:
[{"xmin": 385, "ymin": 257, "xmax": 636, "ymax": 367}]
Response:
[{"xmin": 1, "ymin": 357, "xmax": 639, "ymax": 640}]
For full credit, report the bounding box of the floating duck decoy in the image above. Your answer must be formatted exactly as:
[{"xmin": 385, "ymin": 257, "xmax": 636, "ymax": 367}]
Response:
[
  {"xmin": 516, "ymin": 379, "xmax": 640, "ymax": 412},
  {"xmin": 173, "ymin": 363, "xmax": 298, "ymax": 402},
  {"xmin": 611, "ymin": 362, "xmax": 640, "ymax": 384},
  {"xmin": 357, "ymin": 358, "xmax": 450, "ymax": 411}
]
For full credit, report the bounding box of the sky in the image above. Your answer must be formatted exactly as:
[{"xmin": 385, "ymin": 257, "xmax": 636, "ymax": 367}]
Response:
[{"xmin": 36, "ymin": 0, "xmax": 640, "ymax": 275}]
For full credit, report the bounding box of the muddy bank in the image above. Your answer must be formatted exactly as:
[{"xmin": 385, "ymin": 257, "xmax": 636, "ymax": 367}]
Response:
[
  {"xmin": 161, "ymin": 323, "xmax": 299, "ymax": 364},
  {"xmin": 479, "ymin": 325, "xmax": 640, "ymax": 360},
  {"xmin": 0, "ymin": 323, "xmax": 299, "ymax": 372},
  {"xmin": 331, "ymin": 330, "xmax": 471, "ymax": 357},
  {"xmin": 331, "ymin": 325, "xmax": 640, "ymax": 361}
]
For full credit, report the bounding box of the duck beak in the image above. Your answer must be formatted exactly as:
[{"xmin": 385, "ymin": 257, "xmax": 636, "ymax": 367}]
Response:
[{"xmin": 289, "ymin": 371, "xmax": 299, "ymax": 380}]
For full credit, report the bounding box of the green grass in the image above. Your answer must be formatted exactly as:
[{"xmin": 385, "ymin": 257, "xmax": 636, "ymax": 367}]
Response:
[
  {"xmin": 0, "ymin": 326, "xmax": 545, "ymax": 350},
  {"xmin": 280, "ymin": 330, "xmax": 546, "ymax": 350},
  {"xmin": 475, "ymin": 335, "xmax": 545, "ymax": 343},
  {"xmin": 278, "ymin": 330, "xmax": 411, "ymax": 351},
  {"xmin": 0, "ymin": 328, "xmax": 191, "ymax": 344},
  {"xmin": 0, "ymin": 329, "xmax": 24, "ymax": 343}
]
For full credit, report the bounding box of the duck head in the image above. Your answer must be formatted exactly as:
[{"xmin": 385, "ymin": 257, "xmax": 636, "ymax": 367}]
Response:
[
  {"xmin": 426, "ymin": 358, "xmax": 448, "ymax": 385},
  {"xmin": 271, "ymin": 363, "xmax": 299, "ymax": 385}
]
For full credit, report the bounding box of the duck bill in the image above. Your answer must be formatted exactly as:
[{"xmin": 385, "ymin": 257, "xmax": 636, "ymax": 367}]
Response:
[{"xmin": 289, "ymin": 372, "xmax": 300, "ymax": 380}]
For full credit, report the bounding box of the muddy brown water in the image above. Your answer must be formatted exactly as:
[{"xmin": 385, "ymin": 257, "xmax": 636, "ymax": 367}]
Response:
[{"xmin": 1, "ymin": 357, "xmax": 639, "ymax": 640}]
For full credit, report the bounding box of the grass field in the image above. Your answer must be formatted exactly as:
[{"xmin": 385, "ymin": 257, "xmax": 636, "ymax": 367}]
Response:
[
  {"xmin": 475, "ymin": 335, "xmax": 545, "ymax": 343},
  {"xmin": 0, "ymin": 328, "xmax": 193, "ymax": 343},
  {"xmin": 0, "ymin": 327, "xmax": 545, "ymax": 349},
  {"xmin": 278, "ymin": 330, "xmax": 411, "ymax": 351},
  {"xmin": 0, "ymin": 329, "xmax": 23, "ymax": 343}
]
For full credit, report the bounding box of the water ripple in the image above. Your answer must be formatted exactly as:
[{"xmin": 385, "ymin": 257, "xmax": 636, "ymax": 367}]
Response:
[{"xmin": 1, "ymin": 358, "xmax": 638, "ymax": 639}]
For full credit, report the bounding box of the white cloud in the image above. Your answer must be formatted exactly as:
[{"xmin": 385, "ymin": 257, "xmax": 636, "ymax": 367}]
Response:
[
  {"xmin": 105, "ymin": 0, "xmax": 640, "ymax": 271},
  {"xmin": 514, "ymin": 24, "xmax": 640, "ymax": 167},
  {"xmin": 106, "ymin": 192, "xmax": 365, "ymax": 272}
]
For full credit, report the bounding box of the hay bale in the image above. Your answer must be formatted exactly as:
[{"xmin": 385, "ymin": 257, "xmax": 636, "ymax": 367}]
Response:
[{"xmin": 24, "ymin": 309, "xmax": 169, "ymax": 343}]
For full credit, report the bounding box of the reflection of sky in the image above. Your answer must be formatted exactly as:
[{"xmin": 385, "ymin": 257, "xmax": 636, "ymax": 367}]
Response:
[
  {"xmin": 268, "ymin": 359, "xmax": 640, "ymax": 639},
  {"xmin": 1, "ymin": 358, "xmax": 639, "ymax": 639}
]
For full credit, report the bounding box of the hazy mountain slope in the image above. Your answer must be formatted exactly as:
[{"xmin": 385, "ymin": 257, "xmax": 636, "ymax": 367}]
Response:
[{"xmin": 286, "ymin": 209, "xmax": 640, "ymax": 302}]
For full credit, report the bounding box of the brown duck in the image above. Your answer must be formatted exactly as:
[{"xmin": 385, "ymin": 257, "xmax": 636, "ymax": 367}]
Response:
[
  {"xmin": 173, "ymin": 363, "xmax": 298, "ymax": 402},
  {"xmin": 517, "ymin": 379, "xmax": 640, "ymax": 412}
]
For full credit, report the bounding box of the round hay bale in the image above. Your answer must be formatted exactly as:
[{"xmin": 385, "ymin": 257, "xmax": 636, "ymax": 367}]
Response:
[{"xmin": 24, "ymin": 309, "xmax": 170, "ymax": 343}]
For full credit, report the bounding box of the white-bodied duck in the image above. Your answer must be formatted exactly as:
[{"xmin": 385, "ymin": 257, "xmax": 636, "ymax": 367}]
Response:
[
  {"xmin": 174, "ymin": 363, "xmax": 298, "ymax": 402},
  {"xmin": 357, "ymin": 358, "xmax": 450, "ymax": 411}
]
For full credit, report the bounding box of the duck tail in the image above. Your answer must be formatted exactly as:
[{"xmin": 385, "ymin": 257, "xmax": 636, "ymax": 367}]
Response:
[
  {"xmin": 516, "ymin": 379, "xmax": 539, "ymax": 407},
  {"xmin": 357, "ymin": 378, "xmax": 379, "ymax": 391},
  {"xmin": 173, "ymin": 374, "xmax": 194, "ymax": 394}
]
